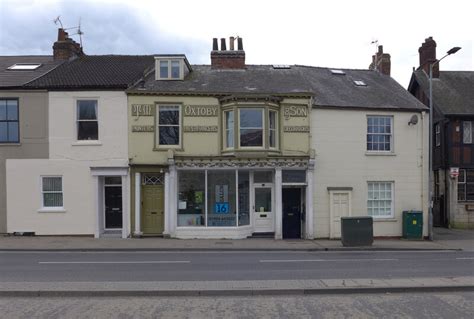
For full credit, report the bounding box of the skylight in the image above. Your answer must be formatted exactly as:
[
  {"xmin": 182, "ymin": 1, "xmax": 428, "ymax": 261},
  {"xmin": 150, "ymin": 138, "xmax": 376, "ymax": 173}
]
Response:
[
  {"xmin": 354, "ymin": 80, "xmax": 367, "ymax": 86},
  {"xmin": 7, "ymin": 63, "xmax": 42, "ymax": 70},
  {"xmin": 273, "ymin": 65, "xmax": 291, "ymax": 69},
  {"xmin": 330, "ymin": 69, "xmax": 345, "ymax": 75}
]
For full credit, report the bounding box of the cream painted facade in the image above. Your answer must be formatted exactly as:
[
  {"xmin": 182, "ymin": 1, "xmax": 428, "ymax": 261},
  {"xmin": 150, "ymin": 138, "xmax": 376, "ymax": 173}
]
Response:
[
  {"xmin": 6, "ymin": 91, "xmax": 130, "ymax": 238},
  {"xmin": 128, "ymin": 94, "xmax": 314, "ymax": 239},
  {"xmin": 312, "ymin": 108, "xmax": 429, "ymax": 238},
  {"xmin": 0, "ymin": 91, "xmax": 49, "ymax": 234}
]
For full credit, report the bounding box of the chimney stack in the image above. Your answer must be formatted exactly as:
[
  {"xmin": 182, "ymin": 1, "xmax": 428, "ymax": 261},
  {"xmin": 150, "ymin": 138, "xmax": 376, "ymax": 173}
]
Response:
[
  {"xmin": 369, "ymin": 45, "xmax": 391, "ymax": 76},
  {"xmin": 418, "ymin": 37, "xmax": 438, "ymax": 78},
  {"xmin": 53, "ymin": 28, "xmax": 84, "ymax": 60},
  {"xmin": 211, "ymin": 36, "xmax": 245, "ymax": 69}
]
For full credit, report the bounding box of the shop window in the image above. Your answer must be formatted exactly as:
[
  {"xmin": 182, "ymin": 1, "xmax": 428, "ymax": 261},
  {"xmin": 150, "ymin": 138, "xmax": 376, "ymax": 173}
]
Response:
[
  {"xmin": 282, "ymin": 170, "xmax": 306, "ymax": 184},
  {"xmin": 458, "ymin": 169, "xmax": 474, "ymax": 201},
  {"xmin": 207, "ymin": 170, "xmax": 236, "ymax": 227},
  {"xmin": 157, "ymin": 105, "xmax": 180, "ymax": 146},
  {"xmin": 42, "ymin": 176, "xmax": 63, "ymax": 208},
  {"xmin": 178, "ymin": 171, "xmax": 205, "ymax": 226},
  {"xmin": 367, "ymin": 181, "xmax": 393, "ymax": 218},
  {"xmin": 367, "ymin": 116, "xmax": 392, "ymax": 152},
  {"xmin": 0, "ymin": 99, "xmax": 19, "ymax": 143},
  {"xmin": 77, "ymin": 100, "xmax": 98, "ymax": 140},
  {"xmin": 238, "ymin": 171, "xmax": 250, "ymax": 226}
]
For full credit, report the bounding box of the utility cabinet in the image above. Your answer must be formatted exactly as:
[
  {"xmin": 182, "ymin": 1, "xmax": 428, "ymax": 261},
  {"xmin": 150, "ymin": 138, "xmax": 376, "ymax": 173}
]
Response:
[
  {"xmin": 341, "ymin": 216, "xmax": 373, "ymax": 246},
  {"xmin": 402, "ymin": 211, "xmax": 423, "ymax": 239}
]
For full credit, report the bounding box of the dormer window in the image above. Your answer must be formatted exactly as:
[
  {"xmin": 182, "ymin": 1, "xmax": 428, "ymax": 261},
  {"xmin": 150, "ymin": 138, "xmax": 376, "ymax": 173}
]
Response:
[{"xmin": 155, "ymin": 55, "xmax": 191, "ymax": 81}]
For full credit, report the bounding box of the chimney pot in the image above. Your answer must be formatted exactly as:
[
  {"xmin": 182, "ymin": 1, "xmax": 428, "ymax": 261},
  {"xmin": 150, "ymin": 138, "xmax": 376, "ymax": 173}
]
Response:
[
  {"xmin": 211, "ymin": 36, "xmax": 245, "ymax": 69},
  {"xmin": 212, "ymin": 38, "xmax": 218, "ymax": 50},
  {"xmin": 220, "ymin": 38, "xmax": 227, "ymax": 51},
  {"xmin": 229, "ymin": 36, "xmax": 235, "ymax": 50},
  {"xmin": 237, "ymin": 37, "xmax": 243, "ymax": 50}
]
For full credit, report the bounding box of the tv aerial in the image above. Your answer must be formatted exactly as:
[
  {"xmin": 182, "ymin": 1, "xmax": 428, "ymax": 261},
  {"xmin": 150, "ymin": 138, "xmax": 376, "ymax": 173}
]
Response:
[{"xmin": 53, "ymin": 16, "xmax": 84, "ymax": 47}]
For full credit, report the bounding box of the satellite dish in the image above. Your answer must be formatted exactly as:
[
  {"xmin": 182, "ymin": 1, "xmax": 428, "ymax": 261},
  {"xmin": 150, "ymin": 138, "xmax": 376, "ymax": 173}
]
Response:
[{"xmin": 408, "ymin": 114, "xmax": 418, "ymax": 125}]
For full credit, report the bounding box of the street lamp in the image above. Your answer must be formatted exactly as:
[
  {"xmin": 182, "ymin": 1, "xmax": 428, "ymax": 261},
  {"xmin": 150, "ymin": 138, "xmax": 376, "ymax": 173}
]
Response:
[{"xmin": 428, "ymin": 46, "xmax": 461, "ymax": 241}]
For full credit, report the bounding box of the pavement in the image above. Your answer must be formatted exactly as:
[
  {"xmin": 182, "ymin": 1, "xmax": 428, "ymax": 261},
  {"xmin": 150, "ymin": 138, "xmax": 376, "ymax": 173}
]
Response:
[
  {"xmin": 0, "ymin": 227, "xmax": 472, "ymax": 251},
  {"xmin": 0, "ymin": 227, "xmax": 472, "ymax": 297}
]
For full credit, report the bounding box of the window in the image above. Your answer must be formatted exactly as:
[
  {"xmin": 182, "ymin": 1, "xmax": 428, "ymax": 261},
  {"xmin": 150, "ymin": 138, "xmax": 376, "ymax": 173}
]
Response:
[
  {"xmin": 240, "ymin": 108, "xmax": 263, "ymax": 147},
  {"xmin": 269, "ymin": 110, "xmax": 277, "ymax": 148},
  {"xmin": 77, "ymin": 100, "xmax": 98, "ymax": 140},
  {"xmin": 367, "ymin": 116, "xmax": 392, "ymax": 152},
  {"xmin": 435, "ymin": 123, "xmax": 441, "ymax": 147},
  {"xmin": 354, "ymin": 80, "xmax": 367, "ymax": 86},
  {"xmin": 158, "ymin": 105, "xmax": 180, "ymax": 146},
  {"xmin": 178, "ymin": 171, "xmax": 205, "ymax": 226},
  {"xmin": 158, "ymin": 60, "xmax": 181, "ymax": 79},
  {"xmin": 42, "ymin": 177, "xmax": 63, "ymax": 208},
  {"xmin": 463, "ymin": 121, "xmax": 473, "ymax": 144},
  {"xmin": 7, "ymin": 63, "xmax": 41, "ymax": 70},
  {"xmin": 207, "ymin": 170, "xmax": 236, "ymax": 227},
  {"xmin": 367, "ymin": 182, "xmax": 393, "ymax": 218},
  {"xmin": 0, "ymin": 99, "xmax": 19, "ymax": 143},
  {"xmin": 225, "ymin": 110, "xmax": 234, "ymax": 148},
  {"xmin": 458, "ymin": 169, "xmax": 474, "ymax": 201}
]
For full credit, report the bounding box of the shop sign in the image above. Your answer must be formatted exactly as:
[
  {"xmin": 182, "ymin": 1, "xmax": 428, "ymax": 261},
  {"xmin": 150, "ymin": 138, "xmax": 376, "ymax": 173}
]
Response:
[
  {"xmin": 215, "ymin": 184, "xmax": 229, "ymax": 214},
  {"xmin": 184, "ymin": 105, "xmax": 218, "ymax": 117},
  {"xmin": 284, "ymin": 105, "xmax": 307, "ymax": 120},
  {"xmin": 450, "ymin": 167, "xmax": 459, "ymax": 178},
  {"xmin": 132, "ymin": 125, "xmax": 154, "ymax": 132},
  {"xmin": 131, "ymin": 104, "xmax": 154, "ymax": 116},
  {"xmin": 214, "ymin": 202, "xmax": 230, "ymax": 214},
  {"xmin": 283, "ymin": 126, "xmax": 310, "ymax": 133},
  {"xmin": 183, "ymin": 125, "xmax": 218, "ymax": 132}
]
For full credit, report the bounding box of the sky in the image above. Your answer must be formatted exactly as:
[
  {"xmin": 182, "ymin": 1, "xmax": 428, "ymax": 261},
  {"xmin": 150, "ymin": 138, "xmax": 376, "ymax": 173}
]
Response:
[{"xmin": 0, "ymin": 0, "xmax": 472, "ymax": 88}]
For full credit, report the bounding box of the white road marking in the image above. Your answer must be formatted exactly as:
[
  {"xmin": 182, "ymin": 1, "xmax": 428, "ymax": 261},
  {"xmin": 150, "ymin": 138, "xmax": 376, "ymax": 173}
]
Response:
[
  {"xmin": 38, "ymin": 261, "xmax": 190, "ymax": 264},
  {"xmin": 259, "ymin": 258, "xmax": 398, "ymax": 263},
  {"xmin": 456, "ymin": 257, "xmax": 474, "ymax": 260}
]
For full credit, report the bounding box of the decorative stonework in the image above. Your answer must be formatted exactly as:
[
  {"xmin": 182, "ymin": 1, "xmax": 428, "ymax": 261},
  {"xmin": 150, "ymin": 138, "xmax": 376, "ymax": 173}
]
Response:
[
  {"xmin": 183, "ymin": 125, "xmax": 218, "ymax": 132},
  {"xmin": 283, "ymin": 126, "xmax": 310, "ymax": 132},
  {"xmin": 175, "ymin": 158, "xmax": 309, "ymax": 169},
  {"xmin": 131, "ymin": 104, "xmax": 154, "ymax": 116},
  {"xmin": 132, "ymin": 125, "xmax": 154, "ymax": 132}
]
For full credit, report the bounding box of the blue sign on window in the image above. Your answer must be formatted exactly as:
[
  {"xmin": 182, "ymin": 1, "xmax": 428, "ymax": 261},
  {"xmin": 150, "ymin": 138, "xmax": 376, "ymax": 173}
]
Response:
[{"xmin": 214, "ymin": 202, "xmax": 229, "ymax": 214}]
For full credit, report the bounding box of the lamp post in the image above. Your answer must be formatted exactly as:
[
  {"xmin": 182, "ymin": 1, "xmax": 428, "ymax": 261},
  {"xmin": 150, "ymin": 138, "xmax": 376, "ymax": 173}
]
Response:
[{"xmin": 428, "ymin": 46, "xmax": 461, "ymax": 241}]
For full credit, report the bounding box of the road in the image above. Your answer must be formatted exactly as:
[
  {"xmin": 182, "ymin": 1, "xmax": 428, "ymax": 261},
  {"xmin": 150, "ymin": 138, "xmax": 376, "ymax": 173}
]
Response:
[
  {"xmin": 0, "ymin": 250, "xmax": 473, "ymax": 282},
  {"xmin": 1, "ymin": 292, "xmax": 473, "ymax": 319}
]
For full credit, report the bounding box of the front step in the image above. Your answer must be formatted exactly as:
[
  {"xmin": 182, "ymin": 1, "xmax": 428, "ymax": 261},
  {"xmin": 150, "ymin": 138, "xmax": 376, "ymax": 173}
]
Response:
[
  {"xmin": 249, "ymin": 232, "xmax": 275, "ymax": 238},
  {"xmin": 101, "ymin": 230, "xmax": 122, "ymax": 238}
]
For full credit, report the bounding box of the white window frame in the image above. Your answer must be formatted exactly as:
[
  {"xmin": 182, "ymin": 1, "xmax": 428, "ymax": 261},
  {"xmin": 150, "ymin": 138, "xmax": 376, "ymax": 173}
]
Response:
[
  {"xmin": 367, "ymin": 181, "xmax": 394, "ymax": 218},
  {"xmin": 76, "ymin": 99, "xmax": 99, "ymax": 141},
  {"xmin": 224, "ymin": 110, "xmax": 234, "ymax": 149},
  {"xmin": 238, "ymin": 108, "xmax": 265, "ymax": 149},
  {"xmin": 269, "ymin": 110, "xmax": 278, "ymax": 149},
  {"xmin": 156, "ymin": 104, "xmax": 182, "ymax": 148},
  {"xmin": 463, "ymin": 121, "xmax": 472, "ymax": 144},
  {"xmin": 41, "ymin": 176, "xmax": 64, "ymax": 210},
  {"xmin": 157, "ymin": 59, "xmax": 183, "ymax": 80},
  {"xmin": 367, "ymin": 115, "xmax": 393, "ymax": 153}
]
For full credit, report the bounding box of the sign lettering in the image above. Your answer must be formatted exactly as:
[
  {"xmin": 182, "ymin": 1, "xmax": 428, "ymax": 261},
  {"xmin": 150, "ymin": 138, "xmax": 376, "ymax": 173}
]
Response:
[
  {"xmin": 184, "ymin": 105, "xmax": 218, "ymax": 117},
  {"xmin": 131, "ymin": 104, "xmax": 154, "ymax": 116},
  {"xmin": 132, "ymin": 125, "xmax": 154, "ymax": 132},
  {"xmin": 183, "ymin": 125, "xmax": 218, "ymax": 133},
  {"xmin": 283, "ymin": 126, "xmax": 310, "ymax": 133},
  {"xmin": 284, "ymin": 105, "xmax": 308, "ymax": 120}
]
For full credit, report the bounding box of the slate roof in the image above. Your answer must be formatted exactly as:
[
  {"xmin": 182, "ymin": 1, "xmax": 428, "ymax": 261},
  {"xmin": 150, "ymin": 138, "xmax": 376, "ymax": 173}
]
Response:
[
  {"xmin": 411, "ymin": 69, "xmax": 474, "ymax": 115},
  {"xmin": 130, "ymin": 64, "xmax": 427, "ymax": 111},
  {"xmin": 25, "ymin": 55, "xmax": 155, "ymax": 90},
  {"xmin": 0, "ymin": 56, "xmax": 63, "ymax": 88}
]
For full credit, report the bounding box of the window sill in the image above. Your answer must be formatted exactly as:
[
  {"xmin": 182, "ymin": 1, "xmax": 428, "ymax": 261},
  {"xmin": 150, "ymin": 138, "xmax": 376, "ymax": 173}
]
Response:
[
  {"xmin": 38, "ymin": 208, "xmax": 66, "ymax": 213},
  {"xmin": 372, "ymin": 218, "xmax": 397, "ymax": 222},
  {"xmin": 0, "ymin": 143, "xmax": 21, "ymax": 146},
  {"xmin": 365, "ymin": 152, "xmax": 396, "ymax": 156},
  {"xmin": 72, "ymin": 141, "xmax": 102, "ymax": 146},
  {"xmin": 153, "ymin": 146, "xmax": 183, "ymax": 152}
]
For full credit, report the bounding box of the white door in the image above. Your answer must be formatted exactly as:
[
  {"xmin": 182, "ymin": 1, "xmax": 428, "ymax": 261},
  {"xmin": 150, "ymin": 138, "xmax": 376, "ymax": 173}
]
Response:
[
  {"xmin": 253, "ymin": 185, "xmax": 274, "ymax": 233},
  {"xmin": 330, "ymin": 191, "xmax": 351, "ymax": 238}
]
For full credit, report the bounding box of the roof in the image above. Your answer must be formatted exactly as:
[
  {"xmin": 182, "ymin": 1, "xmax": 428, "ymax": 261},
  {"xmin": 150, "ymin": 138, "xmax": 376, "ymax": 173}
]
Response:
[
  {"xmin": 411, "ymin": 69, "xmax": 474, "ymax": 115},
  {"xmin": 25, "ymin": 55, "xmax": 155, "ymax": 90},
  {"xmin": 129, "ymin": 64, "xmax": 427, "ymax": 111},
  {"xmin": 0, "ymin": 56, "xmax": 63, "ymax": 88}
]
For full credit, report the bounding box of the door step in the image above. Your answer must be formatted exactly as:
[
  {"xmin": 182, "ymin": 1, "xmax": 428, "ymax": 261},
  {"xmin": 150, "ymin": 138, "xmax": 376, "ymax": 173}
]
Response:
[
  {"xmin": 101, "ymin": 230, "xmax": 122, "ymax": 238},
  {"xmin": 249, "ymin": 232, "xmax": 275, "ymax": 238}
]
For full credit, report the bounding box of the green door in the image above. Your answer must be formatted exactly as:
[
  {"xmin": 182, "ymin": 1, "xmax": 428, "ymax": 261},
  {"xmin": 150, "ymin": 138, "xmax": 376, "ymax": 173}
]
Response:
[{"xmin": 142, "ymin": 185, "xmax": 164, "ymax": 234}]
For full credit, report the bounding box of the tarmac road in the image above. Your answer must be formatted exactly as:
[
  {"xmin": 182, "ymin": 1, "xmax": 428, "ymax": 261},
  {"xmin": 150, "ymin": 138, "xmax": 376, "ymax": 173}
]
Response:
[{"xmin": 0, "ymin": 250, "xmax": 473, "ymax": 282}]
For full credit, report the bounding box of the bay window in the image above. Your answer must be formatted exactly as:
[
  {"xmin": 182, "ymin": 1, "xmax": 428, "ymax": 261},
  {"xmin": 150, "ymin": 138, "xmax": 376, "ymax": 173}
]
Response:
[
  {"xmin": 269, "ymin": 110, "xmax": 277, "ymax": 148},
  {"xmin": 225, "ymin": 110, "xmax": 234, "ymax": 148},
  {"xmin": 239, "ymin": 108, "xmax": 263, "ymax": 147}
]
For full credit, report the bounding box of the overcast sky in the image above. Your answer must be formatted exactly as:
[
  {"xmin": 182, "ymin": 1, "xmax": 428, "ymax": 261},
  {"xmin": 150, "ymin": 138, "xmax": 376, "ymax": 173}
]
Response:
[{"xmin": 0, "ymin": 0, "xmax": 472, "ymax": 87}]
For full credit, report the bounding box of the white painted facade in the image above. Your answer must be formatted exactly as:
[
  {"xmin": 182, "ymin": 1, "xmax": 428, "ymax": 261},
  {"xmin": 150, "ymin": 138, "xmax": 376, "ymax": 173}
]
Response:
[
  {"xmin": 311, "ymin": 108, "xmax": 429, "ymax": 238},
  {"xmin": 6, "ymin": 91, "xmax": 130, "ymax": 238}
]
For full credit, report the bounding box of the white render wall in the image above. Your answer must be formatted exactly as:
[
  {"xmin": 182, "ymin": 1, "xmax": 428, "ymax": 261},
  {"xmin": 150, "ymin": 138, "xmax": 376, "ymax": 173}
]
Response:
[
  {"xmin": 6, "ymin": 91, "xmax": 130, "ymax": 235},
  {"xmin": 49, "ymin": 91, "xmax": 128, "ymax": 160},
  {"xmin": 311, "ymin": 108, "xmax": 429, "ymax": 238}
]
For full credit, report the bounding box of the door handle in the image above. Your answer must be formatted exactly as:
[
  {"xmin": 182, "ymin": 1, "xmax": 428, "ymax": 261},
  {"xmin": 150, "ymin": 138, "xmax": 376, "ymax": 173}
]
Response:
[{"xmin": 151, "ymin": 212, "xmax": 157, "ymax": 215}]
